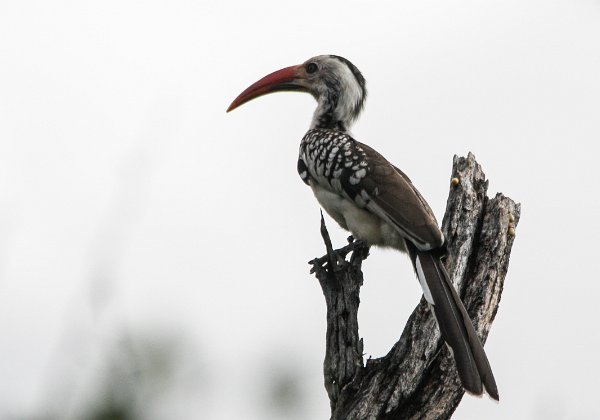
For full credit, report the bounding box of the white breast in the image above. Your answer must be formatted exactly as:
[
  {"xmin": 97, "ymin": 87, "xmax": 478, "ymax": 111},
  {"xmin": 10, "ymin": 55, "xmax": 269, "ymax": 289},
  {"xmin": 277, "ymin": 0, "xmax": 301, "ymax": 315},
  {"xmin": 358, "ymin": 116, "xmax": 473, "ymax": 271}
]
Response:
[{"xmin": 310, "ymin": 183, "xmax": 407, "ymax": 253}]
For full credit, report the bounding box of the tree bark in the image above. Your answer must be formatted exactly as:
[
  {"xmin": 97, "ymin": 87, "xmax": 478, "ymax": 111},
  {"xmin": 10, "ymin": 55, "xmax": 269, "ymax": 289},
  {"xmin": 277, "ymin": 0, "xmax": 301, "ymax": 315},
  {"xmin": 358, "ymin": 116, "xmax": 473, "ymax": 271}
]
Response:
[{"xmin": 309, "ymin": 153, "xmax": 520, "ymax": 420}]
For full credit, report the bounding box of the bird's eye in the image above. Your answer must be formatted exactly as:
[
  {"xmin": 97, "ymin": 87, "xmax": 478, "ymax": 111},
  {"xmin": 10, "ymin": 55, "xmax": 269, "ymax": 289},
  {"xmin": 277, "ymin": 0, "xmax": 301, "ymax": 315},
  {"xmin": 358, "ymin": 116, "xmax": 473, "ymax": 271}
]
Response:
[{"xmin": 306, "ymin": 63, "xmax": 318, "ymax": 74}]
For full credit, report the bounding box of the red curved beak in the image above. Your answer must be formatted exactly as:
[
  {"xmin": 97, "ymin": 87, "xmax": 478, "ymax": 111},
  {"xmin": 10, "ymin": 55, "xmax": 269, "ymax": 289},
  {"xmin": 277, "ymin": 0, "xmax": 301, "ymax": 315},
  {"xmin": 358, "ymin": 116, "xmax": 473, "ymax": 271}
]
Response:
[{"xmin": 227, "ymin": 65, "xmax": 305, "ymax": 112}]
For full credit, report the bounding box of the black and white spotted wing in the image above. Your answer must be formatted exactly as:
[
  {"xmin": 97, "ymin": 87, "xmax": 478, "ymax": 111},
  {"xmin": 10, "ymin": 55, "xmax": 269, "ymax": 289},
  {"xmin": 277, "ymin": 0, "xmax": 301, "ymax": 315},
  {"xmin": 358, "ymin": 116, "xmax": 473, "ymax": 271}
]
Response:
[{"xmin": 298, "ymin": 128, "xmax": 444, "ymax": 251}]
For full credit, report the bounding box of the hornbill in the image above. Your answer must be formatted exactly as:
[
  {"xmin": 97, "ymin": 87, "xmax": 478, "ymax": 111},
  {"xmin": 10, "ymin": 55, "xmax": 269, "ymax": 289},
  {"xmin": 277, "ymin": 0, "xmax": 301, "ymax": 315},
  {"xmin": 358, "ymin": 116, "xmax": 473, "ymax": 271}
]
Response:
[{"xmin": 227, "ymin": 55, "xmax": 499, "ymax": 400}]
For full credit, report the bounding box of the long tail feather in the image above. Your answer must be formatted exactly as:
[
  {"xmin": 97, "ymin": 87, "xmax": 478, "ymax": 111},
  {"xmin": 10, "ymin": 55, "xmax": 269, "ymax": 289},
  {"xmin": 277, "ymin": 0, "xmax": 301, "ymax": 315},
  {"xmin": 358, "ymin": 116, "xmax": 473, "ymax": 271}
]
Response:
[{"xmin": 406, "ymin": 240, "xmax": 499, "ymax": 400}]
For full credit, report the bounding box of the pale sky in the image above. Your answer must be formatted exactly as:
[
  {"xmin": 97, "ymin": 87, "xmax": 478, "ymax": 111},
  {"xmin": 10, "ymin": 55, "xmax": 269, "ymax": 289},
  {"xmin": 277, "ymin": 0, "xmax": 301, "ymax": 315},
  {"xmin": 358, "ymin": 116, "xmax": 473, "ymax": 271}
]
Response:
[{"xmin": 1, "ymin": 1, "xmax": 599, "ymax": 419}]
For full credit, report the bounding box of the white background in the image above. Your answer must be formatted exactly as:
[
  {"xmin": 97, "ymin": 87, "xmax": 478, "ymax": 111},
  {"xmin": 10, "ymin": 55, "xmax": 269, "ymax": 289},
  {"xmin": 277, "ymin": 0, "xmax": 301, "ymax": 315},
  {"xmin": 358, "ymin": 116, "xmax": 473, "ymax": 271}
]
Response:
[{"xmin": 1, "ymin": 0, "xmax": 599, "ymax": 419}]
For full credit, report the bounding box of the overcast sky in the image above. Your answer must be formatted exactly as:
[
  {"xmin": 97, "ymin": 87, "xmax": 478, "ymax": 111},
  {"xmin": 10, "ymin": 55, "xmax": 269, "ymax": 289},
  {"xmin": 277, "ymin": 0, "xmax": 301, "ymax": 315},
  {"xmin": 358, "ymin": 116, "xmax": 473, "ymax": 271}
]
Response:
[{"xmin": 1, "ymin": 0, "xmax": 600, "ymax": 419}]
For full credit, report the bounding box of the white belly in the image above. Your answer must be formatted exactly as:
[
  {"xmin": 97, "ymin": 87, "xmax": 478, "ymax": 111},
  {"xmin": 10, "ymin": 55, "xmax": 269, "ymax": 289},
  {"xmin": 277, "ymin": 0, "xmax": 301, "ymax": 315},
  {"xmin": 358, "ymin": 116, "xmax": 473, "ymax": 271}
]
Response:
[{"xmin": 310, "ymin": 184, "xmax": 406, "ymax": 252}]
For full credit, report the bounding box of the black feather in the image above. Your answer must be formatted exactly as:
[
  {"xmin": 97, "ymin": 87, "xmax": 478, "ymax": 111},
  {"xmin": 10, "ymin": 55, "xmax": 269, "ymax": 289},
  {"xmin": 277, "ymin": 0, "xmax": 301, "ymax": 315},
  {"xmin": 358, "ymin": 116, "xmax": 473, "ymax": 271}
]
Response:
[{"xmin": 406, "ymin": 240, "xmax": 499, "ymax": 400}]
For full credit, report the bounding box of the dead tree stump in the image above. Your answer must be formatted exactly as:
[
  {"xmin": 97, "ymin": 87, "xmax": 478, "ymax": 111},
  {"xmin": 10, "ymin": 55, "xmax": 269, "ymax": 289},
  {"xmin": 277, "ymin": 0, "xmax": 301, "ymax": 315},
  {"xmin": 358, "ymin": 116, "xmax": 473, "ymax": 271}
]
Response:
[{"xmin": 309, "ymin": 153, "xmax": 520, "ymax": 420}]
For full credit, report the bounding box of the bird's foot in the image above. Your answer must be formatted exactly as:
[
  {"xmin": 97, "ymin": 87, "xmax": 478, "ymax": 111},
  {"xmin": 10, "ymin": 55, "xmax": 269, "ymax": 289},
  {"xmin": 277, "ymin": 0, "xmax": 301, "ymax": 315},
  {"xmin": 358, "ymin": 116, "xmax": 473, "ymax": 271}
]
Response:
[
  {"xmin": 349, "ymin": 239, "xmax": 370, "ymax": 263},
  {"xmin": 310, "ymin": 214, "xmax": 369, "ymax": 273}
]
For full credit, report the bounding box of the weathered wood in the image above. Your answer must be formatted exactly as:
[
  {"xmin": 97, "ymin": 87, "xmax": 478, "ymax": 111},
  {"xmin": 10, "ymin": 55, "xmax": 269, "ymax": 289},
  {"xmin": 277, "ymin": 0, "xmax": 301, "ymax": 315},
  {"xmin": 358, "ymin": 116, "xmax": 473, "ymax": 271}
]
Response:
[{"xmin": 309, "ymin": 153, "xmax": 520, "ymax": 419}]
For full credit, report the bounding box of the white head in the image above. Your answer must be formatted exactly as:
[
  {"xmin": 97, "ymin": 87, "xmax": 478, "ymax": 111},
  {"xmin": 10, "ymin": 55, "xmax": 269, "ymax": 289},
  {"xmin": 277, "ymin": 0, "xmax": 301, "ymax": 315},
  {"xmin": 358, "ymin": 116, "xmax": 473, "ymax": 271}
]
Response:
[{"xmin": 227, "ymin": 55, "xmax": 367, "ymax": 132}]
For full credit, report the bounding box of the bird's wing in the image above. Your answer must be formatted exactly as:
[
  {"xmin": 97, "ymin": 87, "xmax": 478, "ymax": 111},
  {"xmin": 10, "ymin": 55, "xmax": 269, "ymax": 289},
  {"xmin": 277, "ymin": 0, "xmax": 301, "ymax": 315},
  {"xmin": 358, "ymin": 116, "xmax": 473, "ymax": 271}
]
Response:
[{"xmin": 351, "ymin": 141, "xmax": 444, "ymax": 251}]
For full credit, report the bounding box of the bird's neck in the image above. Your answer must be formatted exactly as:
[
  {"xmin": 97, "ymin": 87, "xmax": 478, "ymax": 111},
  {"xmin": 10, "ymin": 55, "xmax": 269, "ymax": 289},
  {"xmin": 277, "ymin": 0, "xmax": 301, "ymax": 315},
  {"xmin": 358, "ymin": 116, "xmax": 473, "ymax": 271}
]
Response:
[
  {"xmin": 310, "ymin": 88, "xmax": 363, "ymax": 132},
  {"xmin": 310, "ymin": 97, "xmax": 350, "ymax": 132}
]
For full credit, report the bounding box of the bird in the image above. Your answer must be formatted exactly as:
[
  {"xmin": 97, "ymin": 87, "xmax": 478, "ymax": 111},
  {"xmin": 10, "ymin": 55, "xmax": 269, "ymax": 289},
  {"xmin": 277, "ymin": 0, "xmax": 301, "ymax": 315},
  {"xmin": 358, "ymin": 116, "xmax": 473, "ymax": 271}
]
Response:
[{"xmin": 227, "ymin": 55, "xmax": 499, "ymax": 401}]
